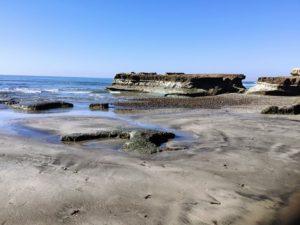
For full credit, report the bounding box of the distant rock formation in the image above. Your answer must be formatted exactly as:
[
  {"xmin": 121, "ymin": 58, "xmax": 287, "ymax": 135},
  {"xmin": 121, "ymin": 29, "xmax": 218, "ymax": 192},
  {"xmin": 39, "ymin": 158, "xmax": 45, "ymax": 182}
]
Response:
[
  {"xmin": 291, "ymin": 68, "xmax": 300, "ymax": 76},
  {"xmin": 107, "ymin": 72, "xmax": 246, "ymax": 97},
  {"xmin": 247, "ymin": 76, "xmax": 300, "ymax": 96}
]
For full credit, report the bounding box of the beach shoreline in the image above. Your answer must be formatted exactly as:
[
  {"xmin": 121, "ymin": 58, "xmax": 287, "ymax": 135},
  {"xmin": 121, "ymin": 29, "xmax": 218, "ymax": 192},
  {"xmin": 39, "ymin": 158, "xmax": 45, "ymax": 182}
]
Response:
[{"xmin": 0, "ymin": 93, "xmax": 300, "ymax": 224}]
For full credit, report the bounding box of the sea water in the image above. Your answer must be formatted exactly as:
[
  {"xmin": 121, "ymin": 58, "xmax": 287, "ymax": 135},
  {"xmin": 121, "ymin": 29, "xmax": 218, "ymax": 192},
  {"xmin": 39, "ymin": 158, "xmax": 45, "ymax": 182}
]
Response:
[{"xmin": 0, "ymin": 75, "xmax": 113, "ymax": 104}]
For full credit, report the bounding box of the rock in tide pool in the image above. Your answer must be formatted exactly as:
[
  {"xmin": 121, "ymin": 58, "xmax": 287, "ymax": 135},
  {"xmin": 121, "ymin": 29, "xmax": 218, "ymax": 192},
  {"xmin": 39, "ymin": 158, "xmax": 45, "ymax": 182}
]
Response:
[
  {"xmin": 61, "ymin": 128, "xmax": 175, "ymax": 154},
  {"xmin": 291, "ymin": 68, "xmax": 300, "ymax": 76},
  {"xmin": 261, "ymin": 104, "xmax": 300, "ymax": 115},
  {"xmin": 107, "ymin": 72, "xmax": 246, "ymax": 97},
  {"xmin": 89, "ymin": 103, "xmax": 109, "ymax": 111},
  {"xmin": 61, "ymin": 130, "xmax": 130, "ymax": 142},
  {"xmin": 122, "ymin": 130, "xmax": 176, "ymax": 154},
  {"xmin": 247, "ymin": 76, "xmax": 300, "ymax": 96},
  {"xmin": 11, "ymin": 101, "xmax": 73, "ymax": 111}
]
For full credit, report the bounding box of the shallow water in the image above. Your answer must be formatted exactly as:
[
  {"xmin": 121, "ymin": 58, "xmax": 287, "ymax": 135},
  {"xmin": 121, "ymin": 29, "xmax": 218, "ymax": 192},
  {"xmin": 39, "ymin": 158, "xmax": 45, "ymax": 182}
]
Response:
[
  {"xmin": 0, "ymin": 75, "xmax": 254, "ymax": 147},
  {"xmin": 0, "ymin": 104, "xmax": 191, "ymax": 151},
  {"xmin": 0, "ymin": 75, "xmax": 113, "ymax": 103}
]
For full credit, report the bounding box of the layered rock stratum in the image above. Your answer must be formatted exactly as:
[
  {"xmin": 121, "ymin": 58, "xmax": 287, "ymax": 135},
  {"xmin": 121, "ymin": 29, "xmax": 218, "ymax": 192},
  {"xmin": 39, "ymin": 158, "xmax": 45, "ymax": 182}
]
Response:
[{"xmin": 107, "ymin": 72, "xmax": 246, "ymax": 96}]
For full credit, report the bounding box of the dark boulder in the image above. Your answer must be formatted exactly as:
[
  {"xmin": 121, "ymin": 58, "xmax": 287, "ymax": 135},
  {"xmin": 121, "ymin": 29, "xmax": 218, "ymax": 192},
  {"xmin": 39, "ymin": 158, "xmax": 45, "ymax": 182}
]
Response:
[{"xmin": 261, "ymin": 104, "xmax": 300, "ymax": 115}]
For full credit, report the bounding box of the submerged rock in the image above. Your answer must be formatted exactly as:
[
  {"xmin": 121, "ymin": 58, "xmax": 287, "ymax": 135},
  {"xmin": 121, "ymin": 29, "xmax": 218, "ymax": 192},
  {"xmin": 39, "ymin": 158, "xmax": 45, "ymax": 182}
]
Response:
[
  {"xmin": 247, "ymin": 76, "xmax": 300, "ymax": 96},
  {"xmin": 261, "ymin": 104, "xmax": 300, "ymax": 115},
  {"xmin": 89, "ymin": 103, "xmax": 109, "ymax": 111},
  {"xmin": 61, "ymin": 128, "xmax": 175, "ymax": 154},
  {"xmin": 107, "ymin": 72, "xmax": 246, "ymax": 97},
  {"xmin": 11, "ymin": 101, "xmax": 73, "ymax": 111}
]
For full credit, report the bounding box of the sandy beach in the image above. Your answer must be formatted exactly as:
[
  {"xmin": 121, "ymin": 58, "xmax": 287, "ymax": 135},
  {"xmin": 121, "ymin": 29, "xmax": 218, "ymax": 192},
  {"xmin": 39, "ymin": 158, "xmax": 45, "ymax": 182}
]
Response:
[
  {"xmin": 0, "ymin": 94, "xmax": 300, "ymax": 225},
  {"xmin": 1, "ymin": 0, "xmax": 300, "ymax": 224}
]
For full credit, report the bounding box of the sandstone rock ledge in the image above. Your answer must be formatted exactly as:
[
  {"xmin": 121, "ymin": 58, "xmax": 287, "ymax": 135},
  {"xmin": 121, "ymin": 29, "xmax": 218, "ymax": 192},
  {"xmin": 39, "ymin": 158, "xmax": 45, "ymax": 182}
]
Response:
[
  {"xmin": 247, "ymin": 76, "xmax": 300, "ymax": 96},
  {"xmin": 107, "ymin": 73, "xmax": 246, "ymax": 97}
]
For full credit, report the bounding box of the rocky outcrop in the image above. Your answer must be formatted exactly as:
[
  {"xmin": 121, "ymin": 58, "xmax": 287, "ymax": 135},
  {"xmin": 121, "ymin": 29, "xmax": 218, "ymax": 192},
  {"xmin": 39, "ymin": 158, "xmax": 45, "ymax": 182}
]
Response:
[
  {"xmin": 261, "ymin": 104, "xmax": 300, "ymax": 115},
  {"xmin": 247, "ymin": 76, "xmax": 300, "ymax": 96},
  {"xmin": 291, "ymin": 68, "xmax": 300, "ymax": 76},
  {"xmin": 107, "ymin": 72, "xmax": 246, "ymax": 97},
  {"xmin": 61, "ymin": 128, "xmax": 175, "ymax": 154},
  {"xmin": 89, "ymin": 103, "xmax": 109, "ymax": 111},
  {"xmin": 11, "ymin": 101, "xmax": 73, "ymax": 111}
]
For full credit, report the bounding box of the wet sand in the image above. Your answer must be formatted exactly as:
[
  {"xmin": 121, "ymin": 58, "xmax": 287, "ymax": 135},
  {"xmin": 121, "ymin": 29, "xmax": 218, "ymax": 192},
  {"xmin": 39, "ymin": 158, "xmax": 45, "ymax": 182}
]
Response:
[{"xmin": 0, "ymin": 94, "xmax": 300, "ymax": 225}]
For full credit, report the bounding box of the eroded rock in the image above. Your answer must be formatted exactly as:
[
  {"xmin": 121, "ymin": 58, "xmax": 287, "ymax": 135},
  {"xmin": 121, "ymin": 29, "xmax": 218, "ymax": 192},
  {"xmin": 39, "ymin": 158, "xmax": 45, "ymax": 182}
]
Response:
[
  {"xmin": 61, "ymin": 128, "xmax": 175, "ymax": 154},
  {"xmin": 107, "ymin": 72, "xmax": 246, "ymax": 97},
  {"xmin": 247, "ymin": 76, "xmax": 300, "ymax": 96}
]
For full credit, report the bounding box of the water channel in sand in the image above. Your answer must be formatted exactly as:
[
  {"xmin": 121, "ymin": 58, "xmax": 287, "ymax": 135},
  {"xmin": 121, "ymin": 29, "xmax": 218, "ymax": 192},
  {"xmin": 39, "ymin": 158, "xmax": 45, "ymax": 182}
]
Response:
[{"xmin": 0, "ymin": 103, "xmax": 192, "ymax": 150}]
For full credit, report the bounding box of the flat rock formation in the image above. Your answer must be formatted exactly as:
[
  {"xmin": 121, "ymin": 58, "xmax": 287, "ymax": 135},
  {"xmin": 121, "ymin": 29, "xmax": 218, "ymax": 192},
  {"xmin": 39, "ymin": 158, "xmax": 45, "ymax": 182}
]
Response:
[
  {"xmin": 61, "ymin": 128, "xmax": 175, "ymax": 154},
  {"xmin": 107, "ymin": 72, "xmax": 246, "ymax": 97},
  {"xmin": 11, "ymin": 101, "xmax": 73, "ymax": 112},
  {"xmin": 247, "ymin": 76, "xmax": 300, "ymax": 96}
]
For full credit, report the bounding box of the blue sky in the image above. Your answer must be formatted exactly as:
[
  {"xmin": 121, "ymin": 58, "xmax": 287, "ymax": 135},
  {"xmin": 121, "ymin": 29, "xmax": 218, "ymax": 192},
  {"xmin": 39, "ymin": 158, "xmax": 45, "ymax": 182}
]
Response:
[{"xmin": 0, "ymin": 0, "xmax": 299, "ymax": 79}]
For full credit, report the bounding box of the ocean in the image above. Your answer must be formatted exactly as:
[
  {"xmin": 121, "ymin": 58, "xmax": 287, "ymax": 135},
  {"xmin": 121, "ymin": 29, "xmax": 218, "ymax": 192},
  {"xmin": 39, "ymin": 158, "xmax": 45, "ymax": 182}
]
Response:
[
  {"xmin": 0, "ymin": 75, "xmax": 255, "ymax": 103},
  {"xmin": 0, "ymin": 75, "xmax": 113, "ymax": 104}
]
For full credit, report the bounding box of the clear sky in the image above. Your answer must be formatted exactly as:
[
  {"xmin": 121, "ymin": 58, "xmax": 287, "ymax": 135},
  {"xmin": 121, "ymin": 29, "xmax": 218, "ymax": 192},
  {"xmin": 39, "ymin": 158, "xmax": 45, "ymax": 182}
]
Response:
[{"xmin": 0, "ymin": 0, "xmax": 299, "ymax": 79}]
